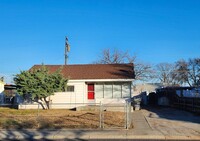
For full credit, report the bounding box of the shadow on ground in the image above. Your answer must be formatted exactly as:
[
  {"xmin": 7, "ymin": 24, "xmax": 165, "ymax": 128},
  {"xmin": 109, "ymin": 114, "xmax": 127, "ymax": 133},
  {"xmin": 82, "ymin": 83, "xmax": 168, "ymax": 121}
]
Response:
[
  {"xmin": 0, "ymin": 129, "xmax": 89, "ymax": 141},
  {"xmin": 142, "ymin": 105, "xmax": 200, "ymax": 124}
]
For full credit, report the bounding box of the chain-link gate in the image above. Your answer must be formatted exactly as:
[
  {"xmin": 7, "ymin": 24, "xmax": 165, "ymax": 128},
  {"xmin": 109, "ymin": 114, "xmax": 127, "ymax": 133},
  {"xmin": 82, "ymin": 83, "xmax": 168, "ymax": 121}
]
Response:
[{"xmin": 99, "ymin": 101, "xmax": 132, "ymax": 129}]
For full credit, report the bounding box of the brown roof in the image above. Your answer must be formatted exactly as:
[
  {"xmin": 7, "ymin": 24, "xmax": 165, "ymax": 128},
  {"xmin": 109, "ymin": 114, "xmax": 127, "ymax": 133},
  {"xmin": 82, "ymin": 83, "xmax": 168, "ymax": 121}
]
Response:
[{"xmin": 30, "ymin": 63, "xmax": 135, "ymax": 80}]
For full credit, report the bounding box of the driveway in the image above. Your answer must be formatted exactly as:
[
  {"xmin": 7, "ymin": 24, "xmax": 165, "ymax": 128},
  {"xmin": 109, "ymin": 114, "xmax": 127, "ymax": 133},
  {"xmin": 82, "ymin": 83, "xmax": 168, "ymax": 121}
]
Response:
[{"xmin": 141, "ymin": 106, "xmax": 200, "ymax": 136}]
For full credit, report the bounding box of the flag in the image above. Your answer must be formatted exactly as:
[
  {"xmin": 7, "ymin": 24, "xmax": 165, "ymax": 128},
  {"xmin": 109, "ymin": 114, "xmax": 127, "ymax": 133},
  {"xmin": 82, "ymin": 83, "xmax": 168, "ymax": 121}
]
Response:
[
  {"xmin": 65, "ymin": 37, "xmax": 70, "ymax": 52},
  {"xmin": 67, "ymin": 44, "xmax": 70, "ymax": 52}
]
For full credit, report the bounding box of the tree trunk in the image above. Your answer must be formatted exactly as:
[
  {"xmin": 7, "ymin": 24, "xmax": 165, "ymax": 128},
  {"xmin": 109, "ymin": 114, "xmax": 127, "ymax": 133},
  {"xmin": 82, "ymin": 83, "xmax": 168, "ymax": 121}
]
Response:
[
  {"xmin": 34, "ymin": 98, "xmax": 46, "ymax": 110},
  {"xmin": 44, "ymin": 97, "xmax": 50, "ymax": 109},
  {"xmin": 38, "ymin": 101, "xmax": 46, "ymax": 110}
]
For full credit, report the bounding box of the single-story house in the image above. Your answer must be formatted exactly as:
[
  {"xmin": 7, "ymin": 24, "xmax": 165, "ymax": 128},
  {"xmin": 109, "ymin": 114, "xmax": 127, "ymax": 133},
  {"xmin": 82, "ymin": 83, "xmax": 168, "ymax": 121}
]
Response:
[
  {"xmin": 0, "ymin": 80, "xmax": 5, "ymax": 104},
  {"xmin": 0, "ymin": 80, "xmax": 4, "ymax": 94},
  {"xmin": 19, "ymin": 63, "xmax": 135, "ymax": 109}
]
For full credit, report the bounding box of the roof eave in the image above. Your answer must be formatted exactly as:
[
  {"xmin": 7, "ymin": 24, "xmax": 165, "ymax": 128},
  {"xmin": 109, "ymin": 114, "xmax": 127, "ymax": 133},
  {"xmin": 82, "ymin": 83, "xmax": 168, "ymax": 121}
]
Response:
[{"xmin": 69, "ymin": 79, "xmax": 134, "ymax": 82}]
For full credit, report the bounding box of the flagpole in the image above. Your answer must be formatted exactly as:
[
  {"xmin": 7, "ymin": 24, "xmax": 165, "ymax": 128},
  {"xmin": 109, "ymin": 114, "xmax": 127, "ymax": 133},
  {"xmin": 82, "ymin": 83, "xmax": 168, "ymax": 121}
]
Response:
[{"xmin": 65, "ymin": 37, "xmax": 70, "ymax": 65}]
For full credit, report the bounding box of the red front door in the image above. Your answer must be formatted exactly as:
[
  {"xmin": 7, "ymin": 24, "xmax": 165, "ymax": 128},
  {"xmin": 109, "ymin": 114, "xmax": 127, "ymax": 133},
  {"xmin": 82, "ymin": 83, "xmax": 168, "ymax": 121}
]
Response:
[{"xmin": 88, "ymin": 84, "xmax": 95, "ymax": 99}]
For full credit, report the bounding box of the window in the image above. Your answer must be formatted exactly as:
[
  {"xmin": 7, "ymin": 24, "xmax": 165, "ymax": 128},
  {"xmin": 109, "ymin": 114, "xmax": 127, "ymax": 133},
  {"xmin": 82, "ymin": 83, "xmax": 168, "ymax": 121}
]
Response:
[
  {"xmin": 113, "ymin": 84, "xmax": 122, "ymax": 98},
  {"xmin": 104, "ymin": 83, "xmax": 113, "ymax": 98},
  {"xmin": 93, "ymin": 82, "xmax": 131, "ymax": 99},
  {"xmin": 122, "ymin": 83, "xmax": 130, "ymax": 98},
  {"xmin": 95, "ymin": 83, "xmax": 104, "ymax": 98},
  {"xmin": 66, "ymin": 86, "xmax": 74, "ymax": 92}
]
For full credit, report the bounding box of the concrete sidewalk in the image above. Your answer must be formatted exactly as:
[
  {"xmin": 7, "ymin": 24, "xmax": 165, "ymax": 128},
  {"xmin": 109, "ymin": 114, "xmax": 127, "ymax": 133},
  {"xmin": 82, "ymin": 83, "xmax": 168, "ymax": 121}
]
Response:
[
  {"xmin": 1, "ymin": 128, "xmax": 200, "ymax": 140},
  {"xmin": 0, "ymin": 109, "xmax": 200, "ymax": 140}
]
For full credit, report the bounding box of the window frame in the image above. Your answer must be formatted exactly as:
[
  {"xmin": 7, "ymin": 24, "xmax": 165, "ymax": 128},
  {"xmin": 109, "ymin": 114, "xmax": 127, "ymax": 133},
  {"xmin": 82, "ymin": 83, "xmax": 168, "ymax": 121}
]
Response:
[{"xmin": 66, "ymin": 85, "xmax": 75, "ymax": 92}]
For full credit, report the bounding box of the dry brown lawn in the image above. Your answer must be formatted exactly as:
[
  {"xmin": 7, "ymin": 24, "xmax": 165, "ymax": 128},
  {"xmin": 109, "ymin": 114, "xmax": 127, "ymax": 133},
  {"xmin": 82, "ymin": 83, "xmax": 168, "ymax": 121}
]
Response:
[{"xmin": 0, "ymin": 108, "xmax": 125, "ymax": 129}]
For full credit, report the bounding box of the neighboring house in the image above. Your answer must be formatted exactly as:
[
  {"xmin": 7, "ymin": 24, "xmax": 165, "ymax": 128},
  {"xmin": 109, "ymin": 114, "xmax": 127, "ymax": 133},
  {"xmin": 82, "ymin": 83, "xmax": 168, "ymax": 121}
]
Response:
[
  {"xmin": 175, "ymin": 87, "xmax": 200, "ymax": 98},
  {"xmin": 19, "ymin": 63, "xmax": 135, "ymax": 109},
  {"xmin": 0, "ymin": 81, "xmax": 5, "ymax": 104},
  {"xmin": 132, "ymin": 83, "xmax": 163, "ymax": 105},
  {"xmin": 155, "ymin": 86, "xmax": 200, "ymax": 106},
  {"xmin": 4, "ymin": 84, "xmax": 19, "ymax": 104},
  {"xmin": 133, "ymin": 83, "xmax": 162, "ymax": 96},
  {"xmin": 0, "ymin": 80, "xmax": 4, "ymax": 93}
]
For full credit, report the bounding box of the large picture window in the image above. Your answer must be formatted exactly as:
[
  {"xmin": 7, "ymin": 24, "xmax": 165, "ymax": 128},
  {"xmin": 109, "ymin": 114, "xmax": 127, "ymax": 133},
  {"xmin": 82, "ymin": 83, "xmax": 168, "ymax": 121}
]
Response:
[{"xmin": 95, "ymin": 82, "xmax": 131, "ymax": 98}]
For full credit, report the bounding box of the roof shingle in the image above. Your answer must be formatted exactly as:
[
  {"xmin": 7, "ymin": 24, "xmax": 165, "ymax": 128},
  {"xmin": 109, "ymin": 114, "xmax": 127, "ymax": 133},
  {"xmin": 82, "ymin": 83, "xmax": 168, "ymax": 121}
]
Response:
[{"xmin": 30, "ymin": 63, "xmax": 135, "ymax": 80}]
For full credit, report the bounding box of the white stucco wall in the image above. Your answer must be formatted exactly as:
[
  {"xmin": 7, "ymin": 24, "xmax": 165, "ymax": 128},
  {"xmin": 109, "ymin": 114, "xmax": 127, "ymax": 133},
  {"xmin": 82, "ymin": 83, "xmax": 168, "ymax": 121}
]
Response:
[
  {"xmin": 0, "ymin": 81, "xmax": 4, "ymax": 93},
  {"xmin": 49, "ymin": 81, "xmax": 87, "ymax": 109},
  {"xmin": 0, "ymin": 82, "xmax": 5, "ymax": 104},
  {"xmin": 48, "ymin": 81, "xmax": 132, "ymax": 108},
  {"xmin": 19, "ymin": 79, "xmax": 133, "ymax": 109}
]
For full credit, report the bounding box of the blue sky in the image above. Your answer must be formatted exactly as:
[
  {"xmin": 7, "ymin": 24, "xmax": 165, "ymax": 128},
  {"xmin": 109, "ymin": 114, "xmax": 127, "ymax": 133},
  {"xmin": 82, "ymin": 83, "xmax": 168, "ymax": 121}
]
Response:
[{"xmin": 1, "ymin": 0, "xmax": 200, "ymax": 82}]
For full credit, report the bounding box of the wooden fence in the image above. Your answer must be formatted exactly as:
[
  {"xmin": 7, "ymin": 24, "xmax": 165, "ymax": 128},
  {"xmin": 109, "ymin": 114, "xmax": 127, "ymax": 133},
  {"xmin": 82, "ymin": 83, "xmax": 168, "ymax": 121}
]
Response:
[{"xmin": 173, "ymin": 96, "xmax": 200, "ymax": 113}]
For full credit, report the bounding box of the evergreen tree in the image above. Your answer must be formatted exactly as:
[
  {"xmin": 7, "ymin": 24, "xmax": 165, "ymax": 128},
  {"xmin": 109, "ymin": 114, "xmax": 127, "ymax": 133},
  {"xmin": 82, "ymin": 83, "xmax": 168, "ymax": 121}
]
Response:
[{"xmin": 14, "ymin": 66, "xmax": 68, "ymax": 109}]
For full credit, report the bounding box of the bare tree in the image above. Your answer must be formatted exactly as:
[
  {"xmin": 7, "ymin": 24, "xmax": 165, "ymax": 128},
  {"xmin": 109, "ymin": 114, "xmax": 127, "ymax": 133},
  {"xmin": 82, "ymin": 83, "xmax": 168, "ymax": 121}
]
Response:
[
  {"xmin": 174, "ymin": 58, "xmax": 200, "ymax": 87},
  {"xmin": 155, "ymin": 63, "xmax": 177, "ymax": 86},
  {"xmin": 134, "ymin": 61, "xmax": 154, "ymax": 81},
  {"xmin": 174, "ymin": 59, "xmax": 189, "ymax": 86},
  {"xmin": 95, "ymin": 48, "xmax": 136, "ymax": 64},
  {"xmin": 95, "ymin": 48, "xmax": 153, "ymax": 81},
  {"xmin": 188, "ymin": 58, "xmax": 200, "ymax": 86}
]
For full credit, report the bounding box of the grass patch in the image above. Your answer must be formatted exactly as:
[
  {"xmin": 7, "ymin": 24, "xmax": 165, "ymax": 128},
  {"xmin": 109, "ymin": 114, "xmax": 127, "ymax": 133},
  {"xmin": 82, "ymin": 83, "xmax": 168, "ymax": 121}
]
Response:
[
  {"xmin": 1, "ymin": 119, "xmax": 22, "ymax": 129},
  {"xmin": 0, "ymin": 108, "xmax": 126, "ymax": 129}
]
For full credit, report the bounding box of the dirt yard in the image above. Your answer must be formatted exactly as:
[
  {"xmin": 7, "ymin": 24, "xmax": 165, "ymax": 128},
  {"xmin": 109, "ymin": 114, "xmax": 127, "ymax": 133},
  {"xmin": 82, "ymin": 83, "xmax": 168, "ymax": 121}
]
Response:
[{"xmin": 0, "ymin": 108, "xmax": 125, "ymax": 129}]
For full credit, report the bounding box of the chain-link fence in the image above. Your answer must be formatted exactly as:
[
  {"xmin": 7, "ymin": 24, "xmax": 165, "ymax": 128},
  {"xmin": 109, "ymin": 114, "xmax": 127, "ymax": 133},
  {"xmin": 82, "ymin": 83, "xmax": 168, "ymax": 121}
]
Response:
[
  {"xmin": 0, "ymin": 101, "xmax": 133, "ymax": 129},
  {"xmin": 100, "ymin": 101, "xmax": 132, "ymax": 129}
]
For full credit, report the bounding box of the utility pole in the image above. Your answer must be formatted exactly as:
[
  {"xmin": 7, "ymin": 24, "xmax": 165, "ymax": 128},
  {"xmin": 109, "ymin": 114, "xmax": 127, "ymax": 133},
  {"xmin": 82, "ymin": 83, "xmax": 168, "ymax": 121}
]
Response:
[{"xmin": 65, "ymin": 37, "xmax": 70, "ymax": 65}]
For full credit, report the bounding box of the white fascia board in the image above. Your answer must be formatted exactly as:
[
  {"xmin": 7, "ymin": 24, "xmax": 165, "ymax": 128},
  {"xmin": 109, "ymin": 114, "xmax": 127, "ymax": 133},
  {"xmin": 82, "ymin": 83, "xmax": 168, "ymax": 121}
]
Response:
[{"xmin": 68, "ymin": 79, "xmax": 134, "ymax": 83}]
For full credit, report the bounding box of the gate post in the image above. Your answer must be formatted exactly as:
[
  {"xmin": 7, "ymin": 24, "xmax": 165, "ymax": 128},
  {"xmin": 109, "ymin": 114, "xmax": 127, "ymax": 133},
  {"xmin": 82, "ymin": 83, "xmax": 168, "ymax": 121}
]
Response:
[
  {"xmin": 37, "ymin": 103, "xmax": 40, "ymax": 117},
  {"xmin": 99, "ymin": 102, "xmax": 102, "ymax": 129},
  {"xmin": 126, "ymin": 101, "xmax": 129, "ymax": 129}
]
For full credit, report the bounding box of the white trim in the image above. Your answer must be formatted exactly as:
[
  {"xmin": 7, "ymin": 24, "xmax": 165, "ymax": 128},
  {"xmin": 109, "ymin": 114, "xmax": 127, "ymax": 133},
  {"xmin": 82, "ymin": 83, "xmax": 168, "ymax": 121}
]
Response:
[{"xmin": 68, "ymin": 79, "xmax": 134, "ymax": 83}]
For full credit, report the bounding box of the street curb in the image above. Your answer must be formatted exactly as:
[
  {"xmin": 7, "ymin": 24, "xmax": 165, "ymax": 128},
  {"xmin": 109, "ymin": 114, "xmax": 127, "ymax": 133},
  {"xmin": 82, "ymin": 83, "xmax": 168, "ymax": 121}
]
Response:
[{"xmin": 1, "ymin": 133, "xmax": 200, "ymax": 140}]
